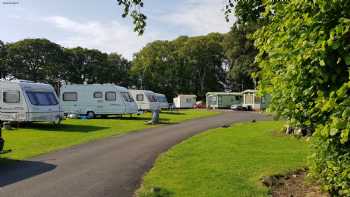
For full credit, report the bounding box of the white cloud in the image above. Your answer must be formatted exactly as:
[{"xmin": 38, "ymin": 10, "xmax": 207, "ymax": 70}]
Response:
[
  {"xmin": 42, "ymin": 1, "xmax": 233, "ymax": 60},
  {"xmin": 44, "ymin": 16, "xmax": 159, "ymax": 60},
  {"xmin": 158, "ymin": 0, "xmax": 234, "ymax": 35}
]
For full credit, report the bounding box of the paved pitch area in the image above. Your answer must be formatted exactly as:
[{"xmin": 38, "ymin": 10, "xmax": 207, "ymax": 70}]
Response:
[{"xmin": 0, "ymin": 111, "xmax": 269, "ymax": 197}]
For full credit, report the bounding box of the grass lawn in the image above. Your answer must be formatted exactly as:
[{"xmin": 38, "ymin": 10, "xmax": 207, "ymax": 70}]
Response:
[
  {"xmin": 137, "ymin": 121, "xmax": 310, "ymax": 197},
  {"xmin": 0, "ymin": 109, "xmax": 220, "ymax": 161}
]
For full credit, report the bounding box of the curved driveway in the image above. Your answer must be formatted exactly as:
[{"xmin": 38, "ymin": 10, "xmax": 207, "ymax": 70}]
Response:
[{"xmin": 0, "ymin": 111, "xmax": 269, "ymax": 197}]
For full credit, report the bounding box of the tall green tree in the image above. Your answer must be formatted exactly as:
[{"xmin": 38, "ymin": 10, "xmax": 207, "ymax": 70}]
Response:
[
  {"xmin": 253, "ymin": 0, "xmax": 350, "ymax": 194},
  {"xmin": 180, "ymin": 33, "xmax": 225, "ymax": 97},
  {"xmin": 223, "ymin": 23, "xmax": 259, "ymax": 91},
  {"xmin": 105, "ymin": 53, "xmax": 131, "ymax": 86},
  {"xmin": 0, "ymin": 40, "xmax": 7, "ymax": 78},
  {"xmin": 64, "ymin": 47, "xmax": 108, "ymax": 84},
  {"xmin": 6, "ymin": 39, "xmax": 66, "ymax": 83},
  {"xmin": 131, "ymin": 34, "xmax": 225, "ymax": 99},
  {"xmin": 131, "ymin": 40, "xmax": 179, "ymax": 99}
]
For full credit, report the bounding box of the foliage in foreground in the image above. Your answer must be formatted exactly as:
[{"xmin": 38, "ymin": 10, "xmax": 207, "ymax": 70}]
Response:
[
  {"xmin": 137, "ymin": 121, "xmax": 309, "ymax": 197},
  {"xmin": 253, "ymin": 0, "xmax": 350, "ymax": 195}
]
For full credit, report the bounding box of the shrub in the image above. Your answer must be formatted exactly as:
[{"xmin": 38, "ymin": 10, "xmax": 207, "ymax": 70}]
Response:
[{"xmin": 253, "ymin": 0, "xmax": 350, "ymax": 195}]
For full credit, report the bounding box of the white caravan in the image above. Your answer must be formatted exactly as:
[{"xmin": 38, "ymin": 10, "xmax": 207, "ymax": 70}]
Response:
[
  {"xmin": 173, "ymin": 95, "xmax": 197, "ymax": 108},
  {"xmin": 128, "ymin": 90, "xmax": 159, "ymax": 111},
  {"xmin": 155, "ymin": 93, "xmax": 169, "ymax": 109},
  {"xmin": 0, "ymin": 80, "xmax": 63, "ymax": 124},
  {"xmin": 60, "ymin": 84, "xmax": 138, "ymax": 117}
]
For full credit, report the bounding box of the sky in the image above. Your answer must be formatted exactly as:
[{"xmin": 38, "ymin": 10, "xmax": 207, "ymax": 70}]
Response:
[{"xmin": 1, "ymin": 0, "xmax": 233, "ymax": 59}]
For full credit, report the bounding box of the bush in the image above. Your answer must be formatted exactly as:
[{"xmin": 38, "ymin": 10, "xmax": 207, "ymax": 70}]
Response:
[{"xmin": 252, "ymin": 0, "xmax": 350, "ymax": 195}]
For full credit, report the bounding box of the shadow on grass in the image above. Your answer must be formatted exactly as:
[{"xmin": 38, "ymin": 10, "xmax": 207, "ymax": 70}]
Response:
[
  {"xmin": 18, "ymin": 123, "xmax": 109, "ymax": 133},
  {"xmin": 160, "ymin": 111, "xmax": 186, "ymax": 115},
  {"xmin": 0, "ymin": 158, "xmax": 56, "ymax": 187},
  {"xmin": 92, "ymin": 116, "xmax": 172, "ymax": 122}
]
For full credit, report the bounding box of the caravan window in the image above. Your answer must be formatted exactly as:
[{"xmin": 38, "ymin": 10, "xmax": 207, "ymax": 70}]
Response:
[
  {"xmin": 63, "ymin": 92, "xmax": 78, "ymax": 101},
  {"xmin": 136, "ymin": 94, "xmax": 144, "ymax": 101},
  {"xmin": 105, "ymin": 91, "xmax": 116, "ymax": 101},
  {"xmin": 186, "ymin": 98, "xmax": 193, "ymax": 103},
  {"xmin": 121, "ymin": 92, "xmax": 134, "ymax": 102},
  {"xmin": 93, "ymin": 92, "xmax": 103, "ymax": 99},
  {"xmin": 3, "ymin": 91, "xmax": 20, "ymax": 103},
  {"xmin": 146, "ymin": 94, "xmax": 157, "ymax": 102},
  {"xmin": 158, "ymin": 96, "xmax": 167, "ymax": 103},
  {"xmin": 26, "ymin": 92, "xmax": 58, "ymax": 106}
]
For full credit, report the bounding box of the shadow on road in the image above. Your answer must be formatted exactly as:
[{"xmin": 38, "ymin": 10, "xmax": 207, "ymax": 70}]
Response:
[{"xmin": 0, "ymin": 158, "xmax": 56, "ymax": 187}]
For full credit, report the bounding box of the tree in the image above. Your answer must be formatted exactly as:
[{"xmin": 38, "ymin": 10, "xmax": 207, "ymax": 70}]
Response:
[
  {"xmin": 64, "ymin": 47, "xmax": 108, "ymax": 84},
  {"xmin": 223, "ymin": 23, "xmax": 259, "ymax": 91},
  {"xmin": 106, "ymin": 53, "xmax": 131, "ymax": 86},
  {"xmin": 224, "ymin": 0, "xmax": 264, "ymax": 25},
  {"xmin": 0, "ymin": 40, "xmax": 7, "ymax": 78},
  {"xmin": 180, "ymin": 33, "xmax": 226, "ymax": 97},
  {"xmin": 253, "ymin": 0, "xmax": 350, "ymax": 194},
  {"xmin": 6, "ymin": 39, "xmax": 66, "ymax": 83},
  {"xmin": 131, "ymin": 34, "xmax": 226, "ymax": 100},
  {"xmin": 131, "ymin": 40, "xmax": 180, "ymax": 99}
]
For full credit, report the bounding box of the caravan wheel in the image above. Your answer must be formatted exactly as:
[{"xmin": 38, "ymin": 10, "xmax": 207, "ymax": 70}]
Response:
[{"xmin": 87, "ymin": 111, "xmax": 95, "ymax": 119}]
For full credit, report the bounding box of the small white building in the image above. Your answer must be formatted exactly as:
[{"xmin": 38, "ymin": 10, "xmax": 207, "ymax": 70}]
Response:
[
  {"xmin": 173, "ymin": 95, "xmax": 197, "ymax": 108},
  {"xmin": 128, "ymin": 89, "xmax": 160, "ymax": 111},
  {"xmin": 60, "ymin": 84, "xmax": 138, "ymax": 117},
  {"xmin": 0, "ymin": 80, "xmax": 63, "ymax": 124}
]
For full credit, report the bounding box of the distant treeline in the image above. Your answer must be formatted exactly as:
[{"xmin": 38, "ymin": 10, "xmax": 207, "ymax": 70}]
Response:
[{"xmin": 0, "ymin": 26, "xmax": 257, "ymax": 99}]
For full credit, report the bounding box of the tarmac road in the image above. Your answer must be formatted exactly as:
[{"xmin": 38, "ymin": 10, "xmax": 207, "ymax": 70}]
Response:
[{"xmin": 0, "ymin": 111, "xmax": 269, "ymax": 197}]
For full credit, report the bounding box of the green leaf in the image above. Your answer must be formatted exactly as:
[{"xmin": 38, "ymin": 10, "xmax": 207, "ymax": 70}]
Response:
[
  {"xmin": 320, "ymin": 60, "xmax": 326, "ymax": 66},
  {"xmin": 345, "ymin": 55, "xmax": 350, "ymax": 65},
  {"xmin": 330, "ymin": 128, "xmax": 339, "ymax": 136}
]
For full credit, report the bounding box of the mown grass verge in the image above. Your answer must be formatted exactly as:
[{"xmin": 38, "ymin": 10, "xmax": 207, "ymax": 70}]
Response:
[
  {"xmin": 137, "ymin": 121, "xmax": 309, "ymax": 197},
  {"xmin": 1, "ymin": 109, "xmax": 220, "ymax": 162}
]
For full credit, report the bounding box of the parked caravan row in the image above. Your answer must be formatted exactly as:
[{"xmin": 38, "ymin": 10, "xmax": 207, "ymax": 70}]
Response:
[
  {"xmin": 0, "ymin": 80, "xmax": 173, "ymax": 124},
  {"xmin": 0, "ymin": 80, "xmax": 63, "ymax": 124}
]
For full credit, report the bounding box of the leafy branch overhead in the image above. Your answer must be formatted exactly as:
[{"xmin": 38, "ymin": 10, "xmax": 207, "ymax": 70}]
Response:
[
  {"xmin": 115, "ymin": 0, "xmax": 264, "ymax": 34},
  {"xmin": 116, "ymin": 0, "xmax": 146, "ymax": 35}
]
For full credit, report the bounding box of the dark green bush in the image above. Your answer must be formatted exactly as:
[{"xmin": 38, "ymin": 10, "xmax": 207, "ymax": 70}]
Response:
[{"xmin": 253, "ymin": 0, "xmax": 350, "ymax": 195}]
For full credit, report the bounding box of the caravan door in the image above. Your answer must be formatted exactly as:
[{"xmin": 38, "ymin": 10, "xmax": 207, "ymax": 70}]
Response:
[
  {"xmin": 104, "ymin": 91, "xmax": 123, "ymax": 114},
  {"xmin": 120, "ymin": 92, "xmax": 138, "ymax": 114}
]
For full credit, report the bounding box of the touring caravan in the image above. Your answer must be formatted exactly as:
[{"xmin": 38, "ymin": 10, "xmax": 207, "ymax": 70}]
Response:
[
  {"xmin": 173, "ymin": 95, "xmax": 197, "ymax": 108},
  {"xmin": 0, "ymin": 80, "xmax": 63, "ymax": 124},
  {"xmin": 60, "ymin": 84, "xmax": 138, "ymax": 117},
  {"xmin": 155, "ymin": 93, "xmax": 169, "ymax": 109},
  {"xmin": 128, "ymin": 90, "xmax": 159, "ymax": 111}
]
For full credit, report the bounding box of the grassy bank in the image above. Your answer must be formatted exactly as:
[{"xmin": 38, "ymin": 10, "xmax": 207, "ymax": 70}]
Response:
[
  {"xmin": 1, "ymin": 109, "xmax": 220, "ymax": 161},
  {"xmin": 137, "ymin": 121, "xmax": 309, "ymax": 197}
]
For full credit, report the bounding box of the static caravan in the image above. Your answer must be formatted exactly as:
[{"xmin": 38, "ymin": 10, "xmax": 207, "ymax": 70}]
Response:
[
  {"xmin": 206, "ymin": 92, "xmax": 242, "ymax": 109},
  {"xmin": 173, "ymin": 95, "xmax": 196, "ymax": 108},
  {"xmin": 60, "ymin": 84, "xmax": 138, "ymax": 117},
  {"xmin": 242, "ymin": 90, "xmax": 269, "ymax": 111},
  {"xmin": 128, "ymin": 90, "xmax": 159, "ymax": 111},
  {"xmin": 0, "ymin": 80, "xmax": 63, "ymax": 124},
  {"xmin": 155, "ymin": 93, "xmax": 169, "ymax": 109}
]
